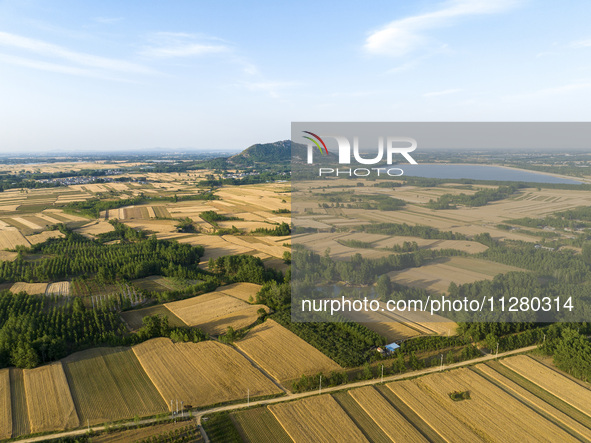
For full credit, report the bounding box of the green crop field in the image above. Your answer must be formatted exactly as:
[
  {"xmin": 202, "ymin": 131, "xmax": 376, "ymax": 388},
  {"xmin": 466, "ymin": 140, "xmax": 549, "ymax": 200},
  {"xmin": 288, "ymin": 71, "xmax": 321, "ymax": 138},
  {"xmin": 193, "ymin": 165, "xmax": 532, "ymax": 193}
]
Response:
[
  {"xmin": 232, "ymin": 407, "xmax": 292, "ymax": 443},
  {"xmin": 9, "ymin": 368, "xmax": 30, "ymax": 437}
]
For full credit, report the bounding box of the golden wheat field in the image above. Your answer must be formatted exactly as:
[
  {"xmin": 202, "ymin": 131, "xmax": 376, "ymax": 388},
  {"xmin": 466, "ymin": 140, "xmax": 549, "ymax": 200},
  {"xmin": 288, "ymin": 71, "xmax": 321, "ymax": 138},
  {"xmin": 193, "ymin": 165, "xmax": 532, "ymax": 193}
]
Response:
[
  {"xmin": 25, "ymin": 230, "xmax": 64, "ymax": 245},
  {"xmin": 45, "ymin": 281, "xmax": 71, "ymax": 296},
  {"xmin": 62, "ymin": 347, "xmax": 167, "ymax": 425},
  {"xmin": 215, "ymin": 282, "xmax": 262, "ymax": 302},
  {"xmin": 387, "ymin": 379, "xmax": 482, "ymax": 442},
  {"xmin": 133, "ymin": 338, "xmax": 281, "ymax": 408},
  {"xmin": 74, "ymin": 220, "xmax": 115, "ymax": 237},
  {"xmin": 10, "ymin": 282, "xmax": 48, "ymax": 295},
  {"xmin": 0, "ymin": 228, "xmax": 29, "ymax": 249},
  {"xmin": 269, "ymin": 394, "xmax": 369, "ymax": 443},
  {"xmin": 387, "ymin": 256, "xmax": 522, "ymax": 294},
  {"xmin": 216, "ymin": 186, "xmax": 290, "ymax": 213},
  {"xmin": 44, "ymin": 209, "xmax": 88, "ymax": 222},
  {"xmin": 501, "ymin": 355, "xmax": 591, "ymax": 417},
  {"xmin": 177, "ymin": 234, "xmax": 255, "ymax": 262},
  {"xmin": 165, "ymin": 291, "xmax": 269, "ymax": 335},
  {"xmin": 416, "ymin": 368, "xmax": 577, "ymax": 442},
  {"xmin": 350, "ymin": 386, "xmax": 428, "ymax": 442},
  {"xmin": 476, "ymin": 364, "xmax": 591, "ymax": 441},
  {"xmin": 360, "ymin": 319, "xmax": 422, "ymax": 342},
  {"xmin": 236, "ymin": 319, "xmax": 341, "ymax": 384},
  {"xmin": 376, "ymin": 303, "xmax": 458, "ymax": 336},
  {"xmin": 0, "ymin": 368, "xmax": 11, "ymax": 440},
  {"xmin": 23, "ymin": 362, "xmax": 79, "ymax": 433},
  {"xmin": 0, "ymin": 250, "xmax": 18, "ymax": 261}
]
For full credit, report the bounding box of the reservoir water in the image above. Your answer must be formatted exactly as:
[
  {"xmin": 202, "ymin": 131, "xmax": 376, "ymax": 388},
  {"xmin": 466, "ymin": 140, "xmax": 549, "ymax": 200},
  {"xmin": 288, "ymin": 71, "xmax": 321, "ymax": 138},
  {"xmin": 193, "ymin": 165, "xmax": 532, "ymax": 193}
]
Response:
[{"xmin": 398, "ymin": 164, "xmax": 582, "ymax": 184}]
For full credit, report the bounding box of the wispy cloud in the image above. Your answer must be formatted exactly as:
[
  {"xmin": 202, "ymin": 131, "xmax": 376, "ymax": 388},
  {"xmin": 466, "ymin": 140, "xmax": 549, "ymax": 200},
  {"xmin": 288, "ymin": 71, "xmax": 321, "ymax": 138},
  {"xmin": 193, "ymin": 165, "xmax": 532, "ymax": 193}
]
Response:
[
  {"xmin": 570, "ymin": 39, "xmax": 591, "ymax": 48},
  {"xmin": 0, "ymin": 53, "xmax": 137, "ymax": 82},
  {"xmin": 423, "ymin": 88, "xmax": 462, "ymax": 97},
  {"xmin": 139, "ymin": 32, "xmax": 229, "ymax": 58},
  {"xmin": 365, "ymin": 0, "xmax": 521, "ymax": 56},
  {"xmin": 0, "ymin": 31, "xmax": 154, "ymax": 76},
  {"xmin": 239, "ymin": 80, "xmax": 297, "ymax": 98},
  {"xmin": 93, "ymin": 17, "xmax": 124, "ymax": 25}
]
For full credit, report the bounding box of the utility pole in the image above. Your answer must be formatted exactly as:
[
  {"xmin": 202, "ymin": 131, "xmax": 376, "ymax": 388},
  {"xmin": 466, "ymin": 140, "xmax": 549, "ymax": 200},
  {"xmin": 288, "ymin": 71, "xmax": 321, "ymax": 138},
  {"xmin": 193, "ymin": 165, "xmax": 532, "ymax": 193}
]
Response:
[
  {"xmin": 181, "ymin": 401, "xmax": 184, "ymax": 418},
  {"xmin": 496, "ymin": 342, "xmax": 499, "ymax": 360},
  {"xmin": 381, "ymin": 364, "xmax": 384, "ymax": 384},
  {"xmin": 170, "ymin": 399, "xmax": 173, "ymax": 418},
  {"xmin": 440, "ymin": 354, "xmax": 444, "ymax": 371},
  {"xmin": 543, "ymin": 334, "xmax": 546, "ymax": 344},
  {"xmin": 247, "ymin": 388, "xmax": 250, "ymax": 407},
  {"xmin": 319, "ymin": 375, "xmax": 322, "ymax": 395}
]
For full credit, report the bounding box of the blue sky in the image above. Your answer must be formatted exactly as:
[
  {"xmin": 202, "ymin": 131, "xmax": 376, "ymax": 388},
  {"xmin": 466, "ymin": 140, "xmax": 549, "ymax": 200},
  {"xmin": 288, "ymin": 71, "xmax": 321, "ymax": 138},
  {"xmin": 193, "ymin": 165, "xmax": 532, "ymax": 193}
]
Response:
[{"xmin": 1, "ymin": 0, "xmax": 591, "ymax": 153}]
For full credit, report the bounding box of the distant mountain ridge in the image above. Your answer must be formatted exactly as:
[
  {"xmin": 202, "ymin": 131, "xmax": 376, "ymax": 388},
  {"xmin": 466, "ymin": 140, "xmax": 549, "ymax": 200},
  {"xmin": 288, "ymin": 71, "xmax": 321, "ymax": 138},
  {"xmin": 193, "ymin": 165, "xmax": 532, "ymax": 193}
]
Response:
[{"xmin": 229, "ymin": 140, "xmax": 335, "ymax": 165}]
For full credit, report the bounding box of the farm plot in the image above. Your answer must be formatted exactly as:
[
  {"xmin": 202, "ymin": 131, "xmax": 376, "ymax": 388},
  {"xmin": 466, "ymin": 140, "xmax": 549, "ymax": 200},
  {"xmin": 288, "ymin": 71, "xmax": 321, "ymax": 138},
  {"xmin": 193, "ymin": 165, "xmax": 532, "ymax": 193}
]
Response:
[
  {"xmin": 121, "ymin": 305, "xmax": 187, "ymax": 331},
  {"xmin": 122, "ymin": 220, "xmax": 179, "ymax": 237},
  {"xmin": 236, "ymin": 319, "xmax": 341, "ymax": 384},
  {"xmin": 217, "ymin": 186, "xmax": 290, "ymax": 213},
  {"xmin": 388, "ymin": 256, "xmax": 522, "ymax": 294},
  {"xmin": 359, "ymin": 319, "xmax": 422, "ymax": 342},
  {"xmin": 177, "ymin": 234, "xmax": 254, "ymax": 263},
  {"xmin": 75, "ymin": 221, "xmax": 115, "ymax": 237},
  {"xmin": 378, "ymin": 304, "xmax": 458, "ymax": 336},
  {"xmin": 62, "ymin": 347, "xmax": 167, "ymax": 425},
  {"xmin": 0, "ymin": 251, "xmax": 17, "ymax": 261},
  {"xmin": 215, "ymin": 282, "xmax": 262, "ymax": 302},
  {"xmin": 373, "ymin": 236, "xmax": 489, "ymax": 254},
  {"xmin": 0, "ymin": 228, "xmax": 30, "ymax": 249},
  {"xmin": 10, "ymin": 282, "xmax": 48, "ymax": 295},
  {"xmin": 501, "ymin": 355, "xmax": 591, "ymax": 417},
  {"xmin": 165, "ymin": 291, "xmax": 270, "ymax": 335},
  {"xmin": 332, "ymin": 392, "xmax": 392, "ymax": 443},
  {"xmin": 348, "ymin": 386, "xmax": 427, "ymax": 442},
  {"xmin": 120, "ymin": 206, "xmax": 150, "ymax": 220},
  {"xmin": 0, "ymin": 369, "xmax": 11, "ymax": 440},
  {"xmin": 232, "ymin": 407, "xmax": 292, "ymax": 443},
  {"xmin": 131, "ymin": 275, "xmax": 178, "ymax": 292},
  {"xmin": 151, "ymin": 206, "xmax": 171, "ymax": 218},
  {"xmin": 45, "ymin": 281, "xmax": 71, "ymax": 296},
  {"xmin": 343, "ymin": 301, "xmax": 456, "ymax": 337},
  {"xmin": 387, "ymin": 379, "xmax": 483, "ymax": 442},
  {"xmin": 133, "ymin": 338, "xmax": 282, "ymax": 408},
  {"xmin": 222, "ymin": 235, "xmax": 288, "ymax": 258},
  {"xmin": 10, "ymin": 217, "xmax": 43, "ymax": 230},
  {"xmin": 44, "ymin": 209, "xmax": 89, "ymax": 222},
  {"xmin": 269, "ymin": 394, "xmax": 368, "ymax": 443},
  {"xmin": 36, "ymin": 213, "xmax": 64, "ymax": 224},
  {"xmin": 294, "ymin": 232, "xmax": 393, "ymax": 261},
  {"xmin": 417, "ymin": 368, "xmax": 577, "ymax": 443},
  {"xmin": 475, "ymin": 364, "xmax": 591, "ymax": 441},
  {"xmin": 23, "ymin": 362, "xmax": 79, "ymax": 433},
  {"xmin": 25, "ymin": 230, "xmax": 64, "ymax": 245},
  {"xmin": 9, "ymin": 368, "xmax": 30, "ymax": 437}
]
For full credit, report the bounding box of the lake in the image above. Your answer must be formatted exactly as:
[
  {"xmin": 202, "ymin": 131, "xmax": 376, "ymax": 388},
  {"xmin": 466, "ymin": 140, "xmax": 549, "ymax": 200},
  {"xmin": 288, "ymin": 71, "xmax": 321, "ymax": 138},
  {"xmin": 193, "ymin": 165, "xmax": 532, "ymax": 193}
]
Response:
[{"xmin": 398, "ymin": 164, "xmax": 582, "ymax": 184}]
